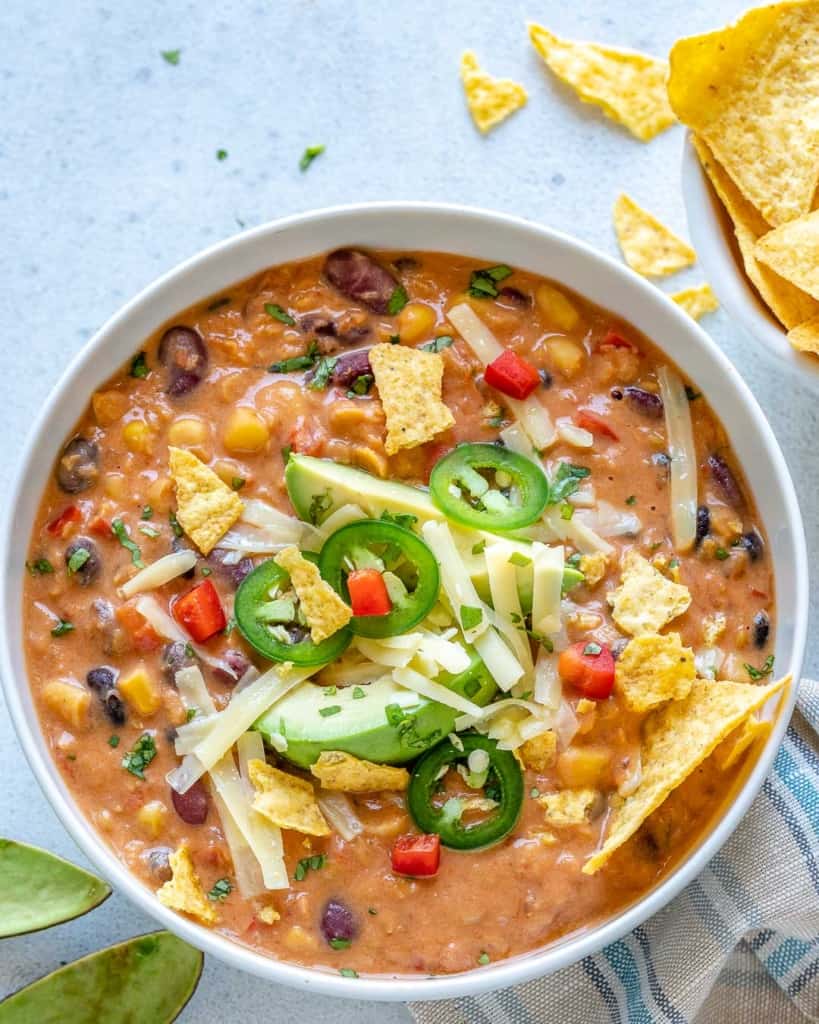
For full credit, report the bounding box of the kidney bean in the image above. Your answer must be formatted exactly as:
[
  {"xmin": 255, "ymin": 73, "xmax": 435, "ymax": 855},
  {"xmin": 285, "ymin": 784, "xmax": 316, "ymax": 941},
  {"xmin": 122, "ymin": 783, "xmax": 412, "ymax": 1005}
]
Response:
[
  {"xmin": 320, "ymin": 899, "xmax": 356, "ymax": 944},
  {"xmin": 695, "ymin": 505, "xmax": 710, "ymax": 546},
  {"xmin": 159, "ymin": 326, "xmax": 208, "ymax": 396},
  {"xmin": 208, "ymin": 548, "xmax": 254, "ymax": 588},
  {"xmin": 299, "ymin": 314, "xmax": 337, "ymax": 336},
  {"xmin": 707, "ymin": 453, "xmax": 744, "ymax": 507},
  {"xmin": 737, "ymin": 530, "xmax": 764, "ymax": 562},
  {"xmin": 65, "ymin": 537, "xmax": 101, "ymax": 586},
  {"xmin": 212, "ymin": 649, "xmax": 251, "ymax": 685},
  {"xmin": 498, "ymin": 286, "xmax": 531, "ymax": 307},
  {"xmin": 752, "ymin": 611, "xmax": 770, "ymax": 649},
  {"xmin": 332, "ymin": 349, "xmax": 372, "ymax": 388},
  {"xmin": 171, "ymin": 780, "xmax": 209, "ymax": 825},
  {"xmin": 56, "ymin": 437, "xmax": 99, "ymax": 493},
  {"xmin": 324, "ymin": 249, "xmax": 399, "ymax": 314},
  {"xmin": 623, "ymin": 386, "xmax": 663, "ymax": 418}
]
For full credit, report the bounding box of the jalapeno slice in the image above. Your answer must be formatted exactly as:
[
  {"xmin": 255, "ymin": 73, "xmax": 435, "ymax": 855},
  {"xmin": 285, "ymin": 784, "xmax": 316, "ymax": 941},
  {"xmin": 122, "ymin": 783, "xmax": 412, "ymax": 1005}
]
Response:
[
  {"xmin": 407, "ymin": 734, "xmax": 523, "ymax": 850},
  {"xmin": 235, "ymin": 554, "xmax": 351, "ymax": 666},
  {"xmin": 318, "ymin": 520, "xmax": 440, "ymax": 639},
  {"xmin": 429, "ymin": 443, "xmax": 549, "ymax": 531}
]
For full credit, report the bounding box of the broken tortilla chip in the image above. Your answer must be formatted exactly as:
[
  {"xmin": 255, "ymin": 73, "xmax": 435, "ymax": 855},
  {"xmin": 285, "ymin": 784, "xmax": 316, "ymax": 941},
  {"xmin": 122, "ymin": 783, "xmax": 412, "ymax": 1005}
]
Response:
[
  {"xmin": 615, "ymin": 632, "xmax": 696, "ymax": 712},
  {"xmin": 607, "ymin": 550, "xmax": 691, "ymax": 636},
  {"xmin": 613, "ymin": 194, "xmax": 696, "ymax": 278},
  {"xmin": 528, "ymin": 23, "xmax": 675, "ymax": 142},
  {"xmin": 755, "ymin": 210, "xmax": 819, "ymax": 303},
  {"xmin": 369, "ymin": 343, "xmax": 455, "ymax": 455},
  {"xmin": 671, "ymin": 283, "xmax": 719, "ymax": 320},
  {"xmin": 788, "ymin": 314, "xmax": 819, "ymax": 356},
  {"xmin": 460, "ymin": 50, "xmax": 528, "ymax": 134},
  {"xmin": 518, "ymin": 730, "xmax": 557, "ymax": 773},
  {"xmin": 691, "ymin": 136, "xmax": 819, "ymax": 330},
  {"xmin": 539, "ymin": 788, "xmax": 600, "ymax": 827},
  {"xmin": 583, "ymin": 675, "xmax": 788, "ymax": 874},
  {"xmin": 168, "ymin": 446, "xmax": 244, "ymax": 555},
  {"xmin": 714, "ymin": 715, "xmax": 773, "ymax": 771},
  {"xmin": 156, "ymin": 845, "xmax": 218, "ymax": 925},
  {"xmin": 274, "ymin": 546, "xmax": 351, "ymax": 644},
  {"xmin": 668, "ymin": 2, "xmax": 819, "ymax": 227},
  {"xmin": 248, "ymin": 758, "xmax": 330, "ymax": 837},
  {"xmin": 310, "ymin": 750, "xmax": 409, "ymax": 792}
]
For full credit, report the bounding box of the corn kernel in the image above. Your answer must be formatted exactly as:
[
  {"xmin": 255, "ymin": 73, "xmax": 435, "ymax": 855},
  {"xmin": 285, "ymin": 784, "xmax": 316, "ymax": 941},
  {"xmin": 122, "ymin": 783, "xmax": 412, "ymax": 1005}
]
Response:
[
  {"xmin": 104, "ymin": 473, "xmax": 127, "ymax": 499},
  {"xmin": 42, "ymin": 680, "xmax": 90, "ymax": 730},
  {"xmin": 223, "ymin": 407, "xmax": 270, "ymax": 453},
  {"xmin": 147, "ymin": 475, "xmax": 173, "ymax": 508},
  {"xmin": 168, "ymin": 416, "xmax": 209, "ymax": 449},
  {"xmin": 283, "ymin": 925, "xmax": 319, "ymax": 953},
  {"xmin": 92, "ymin": 390, "xmax": 129, "ymax": 426},
  {"xmin": 118, "ymin": 666, "xmax": 161, "ymax": 716},
  {"xmin": 137, "ymin": 800, "xmax": 168, "ymax": 839},
  {"xmin": 123, "ymin": 419, "xmax": 153, "ymax": 454},
  {"xmin": 556, "ymin": 746, "xmax": 610, "ymax": 789},
  {"xmin": 536, "ymin": 283, "xmax": 580, "ymax": 331},
  {"xmin": 547, "ymin": 338, "xmax": 585, "ymax": 378},
  {"xmin": 397, "ymin": 302, "xmax": 436, "ymax": 342}
]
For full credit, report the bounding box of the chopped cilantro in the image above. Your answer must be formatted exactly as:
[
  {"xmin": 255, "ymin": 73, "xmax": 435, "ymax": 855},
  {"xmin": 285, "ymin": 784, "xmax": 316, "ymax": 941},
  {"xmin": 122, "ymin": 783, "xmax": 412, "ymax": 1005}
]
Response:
[
  {"xmin": 160, "ymin": 49, "xmax": 181, "ymax": 65},
  {"xmin": 385, "ymin": 703, "xmax": 405, "ymax": 727},
  {"xmin": 186, "ymin": 708, "xmax": 198, "ymax": 722},
  {"xmin": 471, "ymin": 540, "xmax": 486, "ymax": 555},
  {"xmin": 51, "ymin": 619, "xmax": 74, "ymax": 638},
  {"xmin": 319, "ymin": 705, "xmax": 342, "ymax": 717},
  {"xmin": 460, "ymin": 605, "xmax": 483, "ymax": 631},
  {"xmin": 207, "ymin": 877, "xmax": 233, "ymax": 902},
  {"xmin": 477, "ymin": 952, "xmax": 490, "ymax": 966},
  {"xmin": 529, "ymin": 787, "xmax": 540, "ymax": 798},
  {"xmin": 223, "ymin": 615, "xmax": 236, "ymax": 636},
  {"xmin": 138, "ymin": 523, "xmax": 160, "ymax": 538},
  {"xmin": 583, "ymin": 642, "xmax": 602, "ymax": 656},
  {"xmin": 380, "ymin": 509, "xmax": 418, "ymax": 531},
  {"xmin": 367, "ymin": 907, "xmax": 378, "ymax": 915},
  {"xmin": 169, "ymin": 510, "xmax": 183, "ymax": 538},
  {"xmin": 231, "ymin": 476, "xmax": 245, "ymax": 491},
  {"xmin": 715, "ymin": 547, "xmax": 730, "ymax": 561},
  {"xmin": 111, "ymin": 518, "xmax": 144, "ymax": 568},
  {"xmin": 352, "ymin": 686, "xmax": 366, "ymax": 700},
  {"xmin": 67, "ymin": 547, "xmax": 91, "ymax": 574},
  {"xmin": 560, "ymin": 502, "xmax": 574, "ymax": 521},
  {"xmin": 307, "ymin": 490, "xmax": 332, "ymax": 526},
  {"xmin": 216, "ymin": 149, "xmax": 228, "ymax": 161},
  {"xmin": 387, "ymin": 285, "xmax": 409, "ymax": 316},
  {"xmin": 347, "ymin": 373, "xmax": 373, "ymax": 397},
  {"xmin": 744, "ymin": 654, "xmax": 774, "ymax": 681},
  {"xmin": 108, "ymin": 735, "xmax": 120, "ymax": 748},
  {"xmin": 566, "ymin": 552, "xmax": 582, "ymax": 569},
  {"xmin": 122, "ymin": 733, "xmax": 157, "ymax": 779},
  {"xmin": 141, "ymin": 505, "xmax": 154, "ymax": 520},
  {"xmin": 625, "ymin": 495, "xmax": 637, "ymax": 506},
  {"xmin": 323, "ymin": 685, "xmax": 338, "ymax": 696},
  {"xmin": 130, "ymin": 352, "xmax": 149, "ymax": 379},
  {"xmin": 308, "ymin": 355, "xmax": 338, "ymax": 390},
  {"xmin": 264, "ymin": 303, "xmax": 296, "ymax": 326},
  {"xmin": 508, "ymin": 551, "xmax": 532, "ymax": 567},
  {"xmin": 547, "ymin": 463, "xmax": 590, "ymax": 505},
  {"xmin": 294, "ymin": 854, "xmax": 326, "ymax": 881},
  {"xmin": 468, "ymin": 264, "xmax": 513, "ymax": 299},
  {"xmin": 299, "ymin": 144, "xmax": 325, "ymax": 172},
  {"xmin": 339, "ymin": 968, "xmax": 358, "ymax": 978},
  {"xmin": 487, "ymin": 414, "xmax": 505, "ymax": 428},
  {"xmin": 200, "ymin": 566, "xmax": 212, "ymax": 576},
  {"xmin": 281, "ymin": 444, "xmax": 293, "ymax": 464},
  {"xmin": 420, "ymin": 335, "xmax": 454, "ymax": 353},
  {"xmin": 388, "ymin": 334, "xmax": 400, "ymax": 344},
  {"xmin": 269, "ymin": 340, "xmax": 319, "ymax": 374},
  {"xmin": 26, "ymin": 558, "xmax": 54, "ymax": 576},
  {"xmin": 330, "ymin": 938, "xmax": 351, "ymax": 950},
  {"xmin": 685, "ymin": 385, "xmax": 702, "ymax": 401}
]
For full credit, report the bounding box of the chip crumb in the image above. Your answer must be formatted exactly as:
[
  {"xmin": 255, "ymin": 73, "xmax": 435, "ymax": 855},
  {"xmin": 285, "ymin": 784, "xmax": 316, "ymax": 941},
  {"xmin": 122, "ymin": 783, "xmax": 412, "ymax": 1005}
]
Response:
[
  {"xmin": 714, "ymin": 715, "xmax": 772, "ymax": 771},
  {"xmin": 615, "ymin": 632, "xmax": 696, "ymax": 712},
  {"xmin": 607, "ymin": 550, "xmax": 691, "ymax": 636},
  {"xmin": 613, "ymin": 194, "xmax": 696, "ymax": 278},
  {"xmin": 755, "ymin": 210, "xmax": 819, "ymax": 303},
  {"xmin": 576, "ymin": 698, "xmax": 596, "ymax": 716},
  {"xmin": 248, "ymin": 758, "xmax": 330, "ymax": 837},
  {"xmin": 579, "ymin": 551, "xmax": 609, "ymax": 587},
  {"xmin": 168, "ymin": 447, "xmax": 244, "ymax": 555},
  {"xmin": 369, "ymin": 343, "xmax": 455, "ymax": 455},
  {"xmin": 702, "ymin": 613, "xmax": 727, "ymax": 648},
  {"xmin": 274, "ymin": 546, "xmax": 351, "ymax": 644},
  {"xmin": 672, "ymin": 283, "xmax": 719, "ymax": 320},
  {"xmin": 258, "ymin": 905, "xmax": 281, "ymax": 925},
  {"xmin": 528, "ymin": 23, "xmax": 675, "ymax": 142},
  {"xmin": 310, "ymin": 750, "xmax": 409, "ymax": 792},
  {"xmin": 532, "ymin": 830, "xmax": 558, "ymax": 846},
  {"xmin": 460, "ymin": 50, "xmax": 528, "ymax": 135},
  {"xmin": 788, "ymin": 314, "xmax": 819, "ymax": 356},
  {"xmin": 156, "ymin": 845, "xmax": 218, "ymax": 925},
  {"xmin": 518, "ymin": 730, "xmax": 558, "ymax": 772},
  {"xmin": 539, "ymin": 788, "xmax": 600, "ymax": 826}
]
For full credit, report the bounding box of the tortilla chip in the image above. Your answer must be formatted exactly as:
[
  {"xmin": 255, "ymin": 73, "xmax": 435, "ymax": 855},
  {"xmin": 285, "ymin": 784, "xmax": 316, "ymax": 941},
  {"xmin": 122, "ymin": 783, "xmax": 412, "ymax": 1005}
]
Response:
[
  {"xmin": 583, "ymin": 675, "xmax": 788, "ymax": 874},
  {"xmin": 702, "ymin": 613, "xmax": 727, "ymax": 648},
  {"xmin": 613, "ymin": 194, "xmax": 696, "ymax": 278},
  {"xmin": 369, "ymin": 343, "xmax": 455, "ymax": 455},
  {"xmin": 274, "ymin": 546, "xmax": 351, "ymax": 644},
  {"xmin": 310, "ymin": 750, "xmax": 409, "ymax": 792},
  {"xmin": 607, "ymin": 550, "xmax": 691, "ymax": 636},
  {"xmin": 672, "ymin": 283, "xmax": 719, "ymax": 320},
  {"xmin": 691, "ymin": 136, "xmax": 819, "ymax": 329},
  {"xmin": 528, "ymin": 24, "xmax": 675, "ymax": 142},
  {"xmin": 248, "ymin": 758, "xmax": 330, "ymax": 837},
  {"xmin": 539, "ymin": 788, "xmax": 600, "ymax": 826},
  {"xmin": 755, "ymin": 210, "xmax": 819, "ymax": 302},
  {"xmin": 519, "ymin": 730, "xmax": 557, "ymax": 772},
  {"xmin": 156, "ymin": 845, "xmax": 218, "ymax": 925},
  {"xmin": 714, "ymin": 715, "xmax": 773, "ymax": 771},
  {"xmin": 788, "ymin": 314, "xmax": 819, "ymax": 355},
  {"xmin": 615, "ymin": 632, "xmax": 696, "ymax": 711},
  {"xmin": 579, "ymin": 551, "xmax": 608, "ymax": 587},
  {"xmin": 460, "ymin": 50, "xmax": 528, "ymax": 134},
  {"xmin": 168, "ymin": 447, "xmax": 244, "ymax": 555},
  {"xmin": 668, "ymin": 3, "xmax": 819, "ymax": 227}
]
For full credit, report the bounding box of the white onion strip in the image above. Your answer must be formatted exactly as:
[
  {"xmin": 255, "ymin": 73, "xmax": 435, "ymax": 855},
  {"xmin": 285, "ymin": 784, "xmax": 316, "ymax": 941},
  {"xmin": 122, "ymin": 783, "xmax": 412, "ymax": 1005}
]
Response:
[{"xmin": 119, "ymin": 550, "xmax": 197, "ymax": 599}]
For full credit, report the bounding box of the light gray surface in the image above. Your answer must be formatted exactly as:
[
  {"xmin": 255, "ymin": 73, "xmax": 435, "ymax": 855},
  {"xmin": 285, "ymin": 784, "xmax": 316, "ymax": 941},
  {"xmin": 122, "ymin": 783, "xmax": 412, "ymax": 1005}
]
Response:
[{"xmin": 0, "ymin": 1, "xmax": 815, "ymax": 1020}]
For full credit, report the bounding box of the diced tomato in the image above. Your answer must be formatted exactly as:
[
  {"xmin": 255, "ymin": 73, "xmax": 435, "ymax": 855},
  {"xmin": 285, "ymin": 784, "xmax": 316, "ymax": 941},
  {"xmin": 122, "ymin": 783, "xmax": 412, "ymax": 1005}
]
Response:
[
  {"xmin": 599, "ymin": 329, "xmax": 638, "ymax": 352},
  {"xmin": 288, "ymin": 417, "xmax": 324, "ymax": 456},
  {"xmin": 558, "ymin": 641, "xmax": 615, "ymax": 700},
  {"xmin": 89, "ymin": 516, "xmax": 113, "ymax": 538},
  {"xmin": 173, "ymin": 579, "xmax": 227, "ymax": 643},
  {"xmin": 391, "ymin": 833, "xmax": 440, "ymax": 877},
  {"xmin": 115, "ymin": 603, "xmax": 163, "ymax": 652},
  {"xmin": 47, "ymin": 505, "xmax": 81, "ymax": 537},
  {"xmin": 347, "ymin": 568, "xmax": 392, "ymax": 617},
  {"xmin": 575, "ymin": 408, "xmax": 619, "ymax": 441},
  {"xmin": 484, "ymin": 350, "xmax": 541, "ymax": 400}
]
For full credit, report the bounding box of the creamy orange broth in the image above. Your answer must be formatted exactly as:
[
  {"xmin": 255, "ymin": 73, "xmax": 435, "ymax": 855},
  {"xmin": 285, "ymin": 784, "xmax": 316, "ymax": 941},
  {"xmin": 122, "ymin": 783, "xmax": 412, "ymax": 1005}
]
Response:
[{"xmin": 23, "ymin": 250, "xmax": 774, "ymax": 976}]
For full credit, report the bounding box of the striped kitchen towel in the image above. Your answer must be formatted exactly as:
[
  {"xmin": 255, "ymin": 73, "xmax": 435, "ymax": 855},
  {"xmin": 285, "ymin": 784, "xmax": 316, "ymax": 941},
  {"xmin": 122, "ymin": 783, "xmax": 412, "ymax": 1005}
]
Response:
[{"xmin": 411, "ymin": 678, "xmax": 819, "ymax": 1024}]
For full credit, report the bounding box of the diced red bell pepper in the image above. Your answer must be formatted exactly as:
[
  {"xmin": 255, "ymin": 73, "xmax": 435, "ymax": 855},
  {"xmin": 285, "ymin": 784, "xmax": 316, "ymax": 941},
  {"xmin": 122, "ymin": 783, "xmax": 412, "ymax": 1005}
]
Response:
[
  {"xmin": 173, "ymin": 579, "xmax": 226, "ymax": 643},
  {"xmin": 484, "ymin": 350, "xmax": 541, "ymax": 400},
  {"xmin": 347, "ymin": 568, "xmax": 392, "ymax": 617},
  {"xmin": 391, "ymin": 833, "xmax": 440, "ymax": 877},
  {"xmin": 600, "ymin": 329, "xmax": 638, "ymax": 352},
  {"xmin": 558, "ymin": 640, "xmax": 615, "ymax": 700},
  {"xmin": 47, "ymin": 505, "xmax": 81, "ymax": 537},
  {"xmin": 575, "ymin": 408, "xmax": 619, "ymax": 441},
  {"xmin": 89, "ymin": 516, "xmax": 114, "ymax": 538}
]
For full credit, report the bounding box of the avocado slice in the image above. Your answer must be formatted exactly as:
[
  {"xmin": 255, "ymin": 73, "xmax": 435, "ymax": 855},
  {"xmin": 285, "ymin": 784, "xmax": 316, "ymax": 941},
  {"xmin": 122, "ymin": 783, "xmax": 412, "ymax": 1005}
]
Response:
[{"xmin": 254, "ymin": 649, "xmax": 497, "ymax": 767}]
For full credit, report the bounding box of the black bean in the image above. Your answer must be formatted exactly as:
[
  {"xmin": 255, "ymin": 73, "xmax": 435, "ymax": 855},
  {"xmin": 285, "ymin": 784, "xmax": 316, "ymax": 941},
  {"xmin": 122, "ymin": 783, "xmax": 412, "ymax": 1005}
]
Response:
[
  {"xmin": 102, "ymin": 690, "xmax": 127, "ymax": 726},
  {"xmin": 610, "ymin": 388, "xmax": 623, "ymax": 401},
  {"xmin": 86, "ymin": 666, "xmax": 117, "ymax": 692},
  {"xmin": 393, "ymin": 257, "xmax": 419, "ymax": 273},
  {"xmin": 324, "ymin": 249, "xmax": 399, "ymax": 314},
  {"xmin": 332, "ymin": 348, "xmax": 373, "ymax": 388},
  {"xmin": 56, "ymin": 437, "xmax": 99, "ymax": 493},
  {"xmin": 299, "ymin": 315, "xmax": 337, "ymax": 336},
  {"xmin": 651, "ymin": 452, "xmax": 671, "ymax": 468},
  {"xmin": 162, "ymin": 641, "xmax": 196, "ymax": 683},
  {"xmin": 158, "ymin": 326, "xmax": 208, "ymax": 396},
  {"xmin": 338, "ymin": 325, "xmax": 371, "ymax": 345},
  {"xmin": 695, "ymin": 505, "xmax": 710, "ymax": 546},
  {"xmin": 171, "ymin": 781, "xmax": 209, "ymax": 825},
  {"xmin": 752, "ymin": 611, "xmax": 770, "ymax": 649},
  {"xmin": 208, "ymin": 548, "xmax": 254, "ymax": 588},
  {"xmin": 86, "ymin": 666, "xmax": 127, "ymax": 726},
  {"xmin": 498, "ymin": 286, "xmax": 531, "ymax": 307},
  {"xmin": 320, "ymin": 899, "xmax": 356, "ymax": 944},
  {"xmin": 707, "ymin": 453, "xmax": 744, "ymax": 507},
  {"xmin": 737, "ymin": 530, "xmax": 764, "ymax": 562},
  {"xmin": 623, "ymin": 386, "xmax": 663, "ymax": 418},
  {"xmin": 539, "ymin": 369, "xmax": 553, "ymax": 389},
  {"xmin": 65, "ymin": 537, "xmax": 101, "ymax": 586},
  {"xmin": 145, "ymin": 846, "xmax": 174, "ymax": 882}
]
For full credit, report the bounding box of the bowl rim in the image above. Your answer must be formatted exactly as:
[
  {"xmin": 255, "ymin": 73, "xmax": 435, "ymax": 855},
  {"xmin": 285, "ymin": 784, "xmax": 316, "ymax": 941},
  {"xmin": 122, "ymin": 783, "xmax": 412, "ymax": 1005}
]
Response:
[
  {"xmin": 680, "ymin": 133, "xmax": 819, "ymax": 390},
  {"xmin": 0, "ymin": 200, "xmax": 808, "ymax": 1003}
]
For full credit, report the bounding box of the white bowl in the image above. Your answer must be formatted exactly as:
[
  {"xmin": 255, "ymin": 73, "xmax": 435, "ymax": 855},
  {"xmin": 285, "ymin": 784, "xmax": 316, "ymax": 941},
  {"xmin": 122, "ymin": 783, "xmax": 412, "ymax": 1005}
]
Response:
[
  {"xmin": 0, "ymin": 202, "xmax": 808, "ymax": 1002},
  {"xmin": 681, "ymin": 134, "xmax": 819, "ymax": 389}
]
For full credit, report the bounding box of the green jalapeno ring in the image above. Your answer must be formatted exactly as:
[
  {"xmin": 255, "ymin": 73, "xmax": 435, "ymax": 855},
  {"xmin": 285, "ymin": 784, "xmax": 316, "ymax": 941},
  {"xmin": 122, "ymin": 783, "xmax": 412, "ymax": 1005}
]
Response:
[
  {"xmin": 318, "ymin": 519, "xmax": 440, "ymax": 639},
  {"xmin": 407, "ymin": 734, "xmax": 524, "ymax": 850},
  {"xmin": 429, "ymin": 443, "xmax": 550, "ymax": 531},
  {"xmin": 235, "ymin": 554, "xmax": 351, "ymax": 666}
]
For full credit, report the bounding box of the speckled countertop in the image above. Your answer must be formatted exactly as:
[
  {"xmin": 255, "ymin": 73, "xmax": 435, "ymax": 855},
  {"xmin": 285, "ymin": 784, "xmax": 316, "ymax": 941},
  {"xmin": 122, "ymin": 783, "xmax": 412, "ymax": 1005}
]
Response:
[{"xmin": 1, "ymin": 1, "xmax": 816, "ymax": 1020}]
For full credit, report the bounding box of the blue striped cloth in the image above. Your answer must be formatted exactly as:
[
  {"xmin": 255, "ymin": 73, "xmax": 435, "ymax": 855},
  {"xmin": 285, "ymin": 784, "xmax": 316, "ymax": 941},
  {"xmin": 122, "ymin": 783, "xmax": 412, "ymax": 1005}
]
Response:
[{"xmin": 411, "ymin": 680, "xmax": 819, "ymax": 1024}]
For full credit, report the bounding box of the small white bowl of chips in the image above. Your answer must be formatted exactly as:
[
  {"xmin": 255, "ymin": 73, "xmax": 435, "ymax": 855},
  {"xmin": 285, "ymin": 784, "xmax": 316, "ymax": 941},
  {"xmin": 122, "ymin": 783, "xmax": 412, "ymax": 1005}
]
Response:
[{"xmin": 674, "ymin": 2, "xmax": 819, "ymax": 386}]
